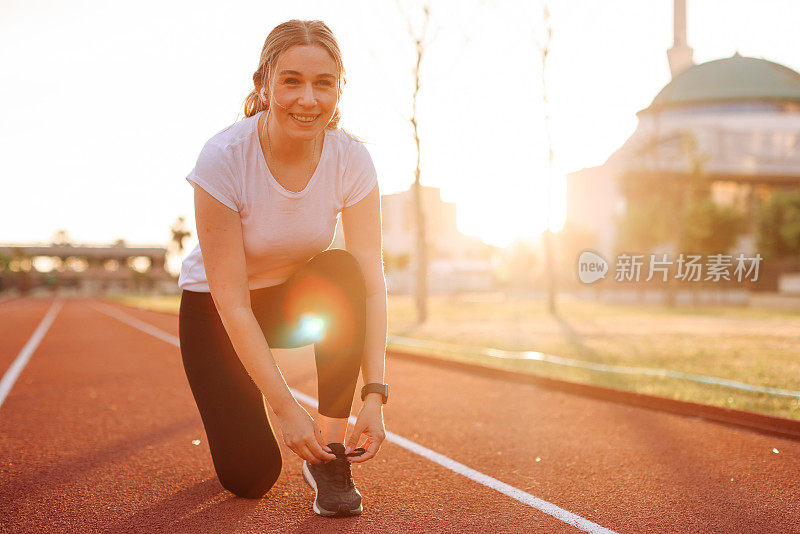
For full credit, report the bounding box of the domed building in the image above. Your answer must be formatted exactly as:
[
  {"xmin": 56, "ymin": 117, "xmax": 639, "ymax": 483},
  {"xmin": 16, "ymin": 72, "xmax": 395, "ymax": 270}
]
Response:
[{"xmin": 566, "ymin": 1, "xmax": 800, "ymax": 262}]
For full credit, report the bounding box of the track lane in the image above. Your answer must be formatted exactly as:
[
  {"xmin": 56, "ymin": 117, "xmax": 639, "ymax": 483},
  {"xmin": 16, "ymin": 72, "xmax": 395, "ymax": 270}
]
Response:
[
  {"xmin": 0, "ymin": 298, "xmax": 57, "ymax": 378},
  {"xmin": 0, "ymin": 299, "xmax": 583, "ymax": 533},
  {"xmin": 101, "ymin": 298, "xmax": 800, "ymax": 533},
  {"xmin": 2, "ymin": 298, "xmax": 798, "ymax": 533},
  {"xmin": 90, "ymin": 300, "xmax": 592, "ymax": 533}
]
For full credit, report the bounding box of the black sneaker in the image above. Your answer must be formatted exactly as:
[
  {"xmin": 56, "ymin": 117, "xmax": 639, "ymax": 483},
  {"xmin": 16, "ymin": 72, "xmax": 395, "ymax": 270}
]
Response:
[{"xmin": 301, "ymin": 442, "xmax": 366, "ymax": 517}]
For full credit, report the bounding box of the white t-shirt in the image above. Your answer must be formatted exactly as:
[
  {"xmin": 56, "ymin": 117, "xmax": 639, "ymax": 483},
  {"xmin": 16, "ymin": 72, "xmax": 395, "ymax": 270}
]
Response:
[{"xmin": 178, "ymin": 111, "xmax": 378, "ymax": 292}]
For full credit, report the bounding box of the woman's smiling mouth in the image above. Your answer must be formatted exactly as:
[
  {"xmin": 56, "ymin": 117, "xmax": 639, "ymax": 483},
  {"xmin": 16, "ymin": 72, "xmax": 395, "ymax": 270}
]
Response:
[{"xmin": 289, "ymin": 113, "xmax": 319, "ymax": 124}]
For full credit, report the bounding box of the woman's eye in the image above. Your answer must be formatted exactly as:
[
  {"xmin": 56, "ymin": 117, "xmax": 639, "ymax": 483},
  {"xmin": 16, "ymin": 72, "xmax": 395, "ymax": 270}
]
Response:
[
  {"xmin": 283, "ymin": 78, "xmax": 299, "ymax": 85},
  {"xmin": 316, "ymin": 80, "xmax": 333, "ymax": 86}
]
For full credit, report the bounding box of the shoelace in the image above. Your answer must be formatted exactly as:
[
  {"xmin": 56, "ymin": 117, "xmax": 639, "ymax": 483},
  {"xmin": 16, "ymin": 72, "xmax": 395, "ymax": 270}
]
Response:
[
  {"xmin": 336, "ymin": 447, "xmax": 366, "ymax": 460},
  {"xmin": 324, "ymin": 448, "xmax": 366, "ymax": 490}
]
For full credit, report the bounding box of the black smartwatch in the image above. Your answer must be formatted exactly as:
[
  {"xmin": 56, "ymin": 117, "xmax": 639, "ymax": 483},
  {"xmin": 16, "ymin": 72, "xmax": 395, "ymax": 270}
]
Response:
[{"xmin": 360, "ymin": 383, "xmax": 389, "ymax": 404}]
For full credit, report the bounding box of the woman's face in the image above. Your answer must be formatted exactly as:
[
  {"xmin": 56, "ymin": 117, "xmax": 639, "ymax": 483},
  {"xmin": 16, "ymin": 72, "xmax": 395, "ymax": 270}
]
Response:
[{"xmin": 266, "ymin": 44, "xmax": 340, "ymax": 140}]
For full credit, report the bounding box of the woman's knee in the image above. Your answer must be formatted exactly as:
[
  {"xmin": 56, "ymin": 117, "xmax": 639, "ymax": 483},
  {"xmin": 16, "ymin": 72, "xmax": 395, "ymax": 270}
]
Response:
[
  {"xmin": 308, "ymin": 249, "xmax": 366, "ymax": 294},
  {"xmin": 311, "ymin": 248, "xmax": 364, "ymax": 276},
  {"xmin": 217, "ymin": 462, "xmax": 282, "ymax": 499}
]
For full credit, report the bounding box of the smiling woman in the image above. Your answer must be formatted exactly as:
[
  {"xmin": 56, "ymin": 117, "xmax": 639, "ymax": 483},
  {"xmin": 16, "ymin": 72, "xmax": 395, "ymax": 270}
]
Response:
[
  {"xmin": 176, "ymin": 19, "xmax": 388, "ymax": 518},
  {"xmin": 255, "ymin": 43, "xmax": 341, "ymax": 194}
]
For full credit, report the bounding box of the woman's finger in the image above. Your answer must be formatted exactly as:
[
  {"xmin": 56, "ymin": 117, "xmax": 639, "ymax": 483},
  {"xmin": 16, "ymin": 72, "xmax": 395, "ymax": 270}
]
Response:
[
  {"xmin": 308, "ymin": 436, "xmax": 336, "ymax": 462},
  {"xmin": 313, "ymin": 426, "xmax": 335, "ymax": 460},
  {"xmin": 345, "ymin": 424, "xmax": 364, "ymax": 454},
  {"xmin": 349, "ymin": 436, "xmax": 382, "ymax": 463},
  {"xmin": 295, "ymin": 443, "xmax": 322, "ymax": 464},
  {"xmin": 347, "ymin": 431, "xmax": 367, "ymax": 453}
]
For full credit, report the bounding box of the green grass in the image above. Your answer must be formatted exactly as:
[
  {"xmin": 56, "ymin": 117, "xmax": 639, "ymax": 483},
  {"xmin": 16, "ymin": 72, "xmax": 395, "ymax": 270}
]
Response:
[{"xmin": 108, "ymin": 292, "xmax": 800, "ymax": 421}]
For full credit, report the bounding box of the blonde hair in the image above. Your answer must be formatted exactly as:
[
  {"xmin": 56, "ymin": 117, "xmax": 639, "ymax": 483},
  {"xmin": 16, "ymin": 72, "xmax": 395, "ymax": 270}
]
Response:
[{"xmin": 243, "ymin": 20, "xmax": 345, "ymax": 131}]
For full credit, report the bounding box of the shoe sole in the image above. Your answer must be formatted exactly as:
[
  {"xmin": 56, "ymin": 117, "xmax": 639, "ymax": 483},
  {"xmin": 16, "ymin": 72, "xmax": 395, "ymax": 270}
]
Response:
[{"xmin": 301, "ymin": 460, "xmax": 363, "ymax": 517}]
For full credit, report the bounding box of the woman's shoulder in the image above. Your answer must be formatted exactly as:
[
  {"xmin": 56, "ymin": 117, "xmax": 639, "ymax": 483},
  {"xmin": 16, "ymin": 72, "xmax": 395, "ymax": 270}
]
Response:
[
  {"xmin": 204, "ymin": 113, "xmax": 260, "ymax": 153},
  {"xmin": 329, "ymin": 127, "xmax": 366, "ymax": 146},
  {"xmin": 328, "ymin": 128, "xmax": 372, "ymax": 163}
]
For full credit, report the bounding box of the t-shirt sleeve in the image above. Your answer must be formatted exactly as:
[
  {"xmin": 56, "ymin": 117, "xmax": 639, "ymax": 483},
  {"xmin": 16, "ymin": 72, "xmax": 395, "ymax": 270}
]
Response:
[
  {"xmin": 185, "ymin": 141, "xmax": 241, "ymax": 213},
  {"xmin": 342, "ymin": 139, "xmax": 378, "ymax": 208}
]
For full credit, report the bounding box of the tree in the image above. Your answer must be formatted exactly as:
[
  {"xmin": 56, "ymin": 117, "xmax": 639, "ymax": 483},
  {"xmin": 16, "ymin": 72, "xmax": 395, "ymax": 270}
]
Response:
[
  {"xmin": 616, "ymin": 131, "xmax": 746, "ymax": 256},
  {"xmin": 531, "ymin": 2, "xmax": 558, "ymax": 314},
  {"xmin": 615, "ymin": 169, "xmax": 682, "ymax": 252},
  {"xmin": 615, "ymin": 131, "xmax": 746, "ymax": 304},
  {"xmin": 396, "ymin": 0, "xmax": 433, "ymax": 325},
  {"xmin": 170, "ymin": 216, "xmax": 192, "ymax": 254},
  {"xmin": 554, "ymin": 222, "xmax": 599, "ymax": 285},
  {"xmin": 756, "ymin": 188, "xmax": 800, "ymax": 260},
  {"xmin": 167, "ymin": 216, "xmax": 192, "ymax": 278},
  {"xmin": 680, "ymin": 196, "xmax": 746, "ymax": 256}
]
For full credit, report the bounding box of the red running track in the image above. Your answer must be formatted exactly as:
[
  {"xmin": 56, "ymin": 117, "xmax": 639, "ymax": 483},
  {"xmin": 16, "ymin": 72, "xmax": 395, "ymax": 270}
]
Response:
[{"xmin": 0, "ymin": 297, "xmax": 798, "ymax": 533}]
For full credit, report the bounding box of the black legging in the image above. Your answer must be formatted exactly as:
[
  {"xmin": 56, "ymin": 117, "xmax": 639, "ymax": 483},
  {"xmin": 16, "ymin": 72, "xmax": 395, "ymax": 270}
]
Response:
[{"xmin": 178, "ymin": 248, "xmax": 367, "ymax": 498}]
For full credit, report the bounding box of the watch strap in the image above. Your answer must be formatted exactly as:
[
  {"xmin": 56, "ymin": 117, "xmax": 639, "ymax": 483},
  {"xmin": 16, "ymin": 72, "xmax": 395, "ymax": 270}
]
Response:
[{"xmin": 360, "ymin": 383, "xmax": 388, "ymax": 404}]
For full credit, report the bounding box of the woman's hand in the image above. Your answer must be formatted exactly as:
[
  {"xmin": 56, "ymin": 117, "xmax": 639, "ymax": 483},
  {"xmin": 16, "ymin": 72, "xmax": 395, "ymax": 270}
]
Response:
[
  {"xmin": 344, "ymin": 396, "xmax": 386, "ymax": 463},
  {"xmin": 274, "ymin": 401, "xmax": 336, "ymax": 464}
]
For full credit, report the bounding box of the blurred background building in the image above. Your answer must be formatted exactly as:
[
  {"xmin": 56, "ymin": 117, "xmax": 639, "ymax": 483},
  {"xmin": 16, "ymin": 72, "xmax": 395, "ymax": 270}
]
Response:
[
  {"xmin": 2, "ymin": 189, "xmax": 516, "ymax": 297},
  {"xmin": 566, "ymin": 0, "xmax": 800, "ymax": 262},
  {"xmin": 0, "ymin": 235, "xmax": 177, "ymax": 296},
  {"xmin": 332, "ymin": 185, "xmax": 499, "ymax": 294}
]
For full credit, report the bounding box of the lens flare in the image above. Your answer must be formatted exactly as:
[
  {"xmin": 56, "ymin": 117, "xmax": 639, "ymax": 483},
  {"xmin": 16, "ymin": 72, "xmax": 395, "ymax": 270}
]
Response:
[{"xmin": 292, "ymin": 313, "xmax": 327, "ymax": 344}]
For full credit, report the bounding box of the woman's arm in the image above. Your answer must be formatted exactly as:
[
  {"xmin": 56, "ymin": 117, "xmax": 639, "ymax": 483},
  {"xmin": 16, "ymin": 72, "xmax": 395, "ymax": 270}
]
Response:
[
  {"xmin": 340, "ymin": 182, "xmax": 388, "ymax": 461},
  {"xmin": 341, "ymin": 183, "xmax": 387, "ymax": 393},
  {"xmin": 192, "ymin": 183, "xmax": 335, "ymax": 464}
]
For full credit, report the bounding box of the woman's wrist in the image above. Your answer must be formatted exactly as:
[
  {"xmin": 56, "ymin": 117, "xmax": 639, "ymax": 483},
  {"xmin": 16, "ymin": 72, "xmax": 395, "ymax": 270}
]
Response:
[
  {"xmin": 270, "ymin": 394, "xmax": 300, "ymax": 415},
  {"xmin": 363, "ymin": 392, "xmax": 384, "ymax": 406}
]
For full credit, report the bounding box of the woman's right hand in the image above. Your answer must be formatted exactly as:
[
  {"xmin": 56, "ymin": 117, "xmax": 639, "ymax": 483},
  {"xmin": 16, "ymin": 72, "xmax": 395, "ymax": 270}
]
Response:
[{"xmin": 274, "ymin": 401, "xmax": 336, "ymax": 464}]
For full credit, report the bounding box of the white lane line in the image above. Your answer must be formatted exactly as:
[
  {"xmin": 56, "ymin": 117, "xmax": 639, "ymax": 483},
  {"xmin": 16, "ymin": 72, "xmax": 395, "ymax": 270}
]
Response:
[
  {"xmin": 290, "ymin": 389, "xmax": 616, "ymax": 533},
  {"xmin": 89, "ymin": 301, "xmax": 618, "ymax": 534},
  {"xmin": 0, "ymin": 299, "xmax": 63, "ymax": 410},
  {"xmin": 92, "ymin": 302, "xmax": 181, "ymax": 346}
]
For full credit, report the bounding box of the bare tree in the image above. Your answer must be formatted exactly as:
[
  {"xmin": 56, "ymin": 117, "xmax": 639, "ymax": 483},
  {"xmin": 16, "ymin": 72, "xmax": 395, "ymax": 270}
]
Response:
[
  {"xmin": 530, "ymin": 2, "xmax": 558, "ymax": 314},
  {"xmin": 396, "ymin": 0, "xmax": 434, "ymax": 325}
]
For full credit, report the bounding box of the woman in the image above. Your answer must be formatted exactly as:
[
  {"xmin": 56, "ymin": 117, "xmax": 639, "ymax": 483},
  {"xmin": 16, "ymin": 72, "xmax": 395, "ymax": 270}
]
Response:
[{"xmin": 177, "ymin": 19, "xmax": 388, "ymax": 517}]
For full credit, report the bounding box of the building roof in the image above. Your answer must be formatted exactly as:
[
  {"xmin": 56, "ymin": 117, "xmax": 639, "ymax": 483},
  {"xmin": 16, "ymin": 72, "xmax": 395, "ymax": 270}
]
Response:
[{"xmin": 643, "ymin": 53, "xmax": 800, "ymax": 113}]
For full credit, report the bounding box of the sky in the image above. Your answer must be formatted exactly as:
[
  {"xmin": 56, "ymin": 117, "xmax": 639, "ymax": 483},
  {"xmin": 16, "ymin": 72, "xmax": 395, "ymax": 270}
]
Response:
[{"xmin": 2, "ymin": 0, "xmax": 800, "ymax": 270}]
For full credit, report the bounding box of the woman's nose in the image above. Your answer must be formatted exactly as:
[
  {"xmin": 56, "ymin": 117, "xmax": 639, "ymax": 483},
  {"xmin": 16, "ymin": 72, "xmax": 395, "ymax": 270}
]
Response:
[{"xmin": 298, "ymin": 82, "xmax": 317, "ymax": 107}]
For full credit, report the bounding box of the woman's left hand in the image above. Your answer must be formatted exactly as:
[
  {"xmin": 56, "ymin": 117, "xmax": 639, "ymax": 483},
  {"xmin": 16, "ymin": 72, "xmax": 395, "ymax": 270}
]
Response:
[{"xmin": 344, "ymin": 397, "xmax": 385, "ymax": 463}]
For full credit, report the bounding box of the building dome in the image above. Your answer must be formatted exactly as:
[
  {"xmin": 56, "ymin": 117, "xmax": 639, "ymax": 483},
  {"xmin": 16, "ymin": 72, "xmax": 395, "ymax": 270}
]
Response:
[{"xmin": 642, "ymin": 53, "xmax": 800, "ymax": 113}]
